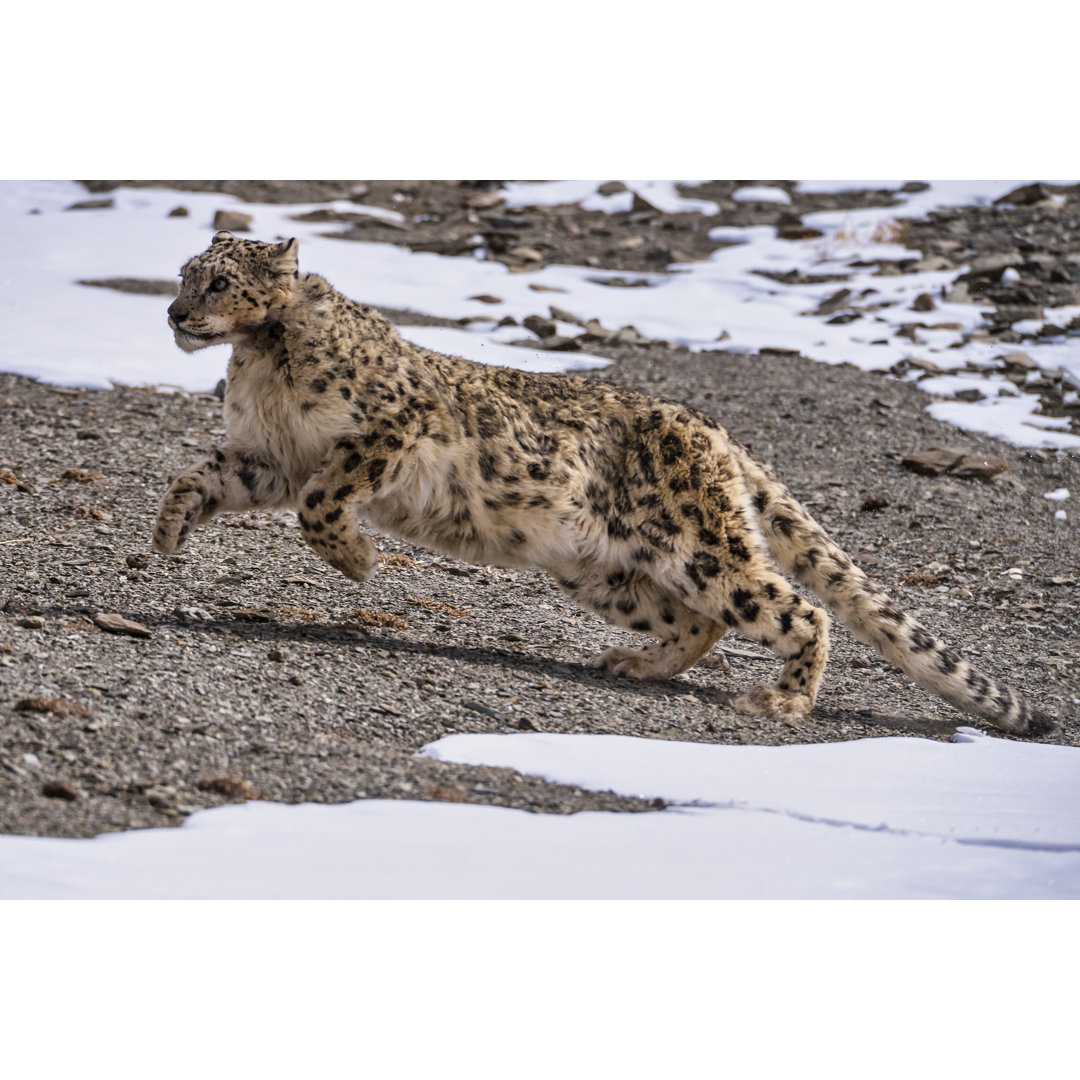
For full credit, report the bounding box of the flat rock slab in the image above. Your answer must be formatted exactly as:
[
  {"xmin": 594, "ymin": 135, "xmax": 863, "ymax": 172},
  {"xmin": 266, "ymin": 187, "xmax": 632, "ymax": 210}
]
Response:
[
  {"xmin": 901, "ymin": 447, "xmax": 1009, "ymax": 480},
  {"xmin": 93, "ymin": 612, "xmax": 152, "ymax": 639}
]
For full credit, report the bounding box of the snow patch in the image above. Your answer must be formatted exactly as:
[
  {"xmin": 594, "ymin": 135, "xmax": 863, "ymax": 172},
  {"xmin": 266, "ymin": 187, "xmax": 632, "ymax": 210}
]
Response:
[{"xmin": 732, "ymin": 185, "xmax": 791, "ymax": 204}]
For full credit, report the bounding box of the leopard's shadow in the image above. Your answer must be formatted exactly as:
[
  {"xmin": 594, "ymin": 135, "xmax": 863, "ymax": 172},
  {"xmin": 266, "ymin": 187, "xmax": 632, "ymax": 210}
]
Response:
[{"xmin": 56, "ymin": 604, "xmax": 949, "ymax": 737}]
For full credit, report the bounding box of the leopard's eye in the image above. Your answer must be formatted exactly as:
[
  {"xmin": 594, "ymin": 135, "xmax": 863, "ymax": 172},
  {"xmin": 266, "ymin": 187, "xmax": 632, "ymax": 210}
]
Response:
[{"xmin": 210, "ymin": 276, "xmax": 228, "ymax": 293}]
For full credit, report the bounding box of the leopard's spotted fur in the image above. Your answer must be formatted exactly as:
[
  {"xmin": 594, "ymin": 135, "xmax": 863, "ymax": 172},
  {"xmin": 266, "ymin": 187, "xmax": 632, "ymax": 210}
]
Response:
[{"xmin": 154, "ymin": 233, "xmax": 1059, "ymax": 737}]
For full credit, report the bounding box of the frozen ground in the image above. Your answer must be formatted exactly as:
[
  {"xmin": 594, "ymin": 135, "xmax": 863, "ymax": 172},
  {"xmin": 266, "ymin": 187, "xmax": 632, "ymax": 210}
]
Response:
[{"xmin": 1, "ymin": 179, "xmax": 1077, "ymax": 899}]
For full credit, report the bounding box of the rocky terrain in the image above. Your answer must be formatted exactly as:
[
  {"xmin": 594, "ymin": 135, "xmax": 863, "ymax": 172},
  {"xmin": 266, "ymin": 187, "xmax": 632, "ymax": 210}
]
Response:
[{"xmin": 1, "ymin": 180, "xmax": 1077, "ymax": 839}]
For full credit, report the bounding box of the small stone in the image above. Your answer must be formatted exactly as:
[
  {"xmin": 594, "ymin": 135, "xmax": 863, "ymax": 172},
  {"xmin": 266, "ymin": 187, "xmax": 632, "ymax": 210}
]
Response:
[
  {"xmin": 197, "ymin": 775, "xmax": 256, "ymax": 801},
  {"xmin": 126, "ymin": 553, "xmax": 151, "ymax": 570},
  {"xmin": 949, "ymin": 454, "xmax": 1008, "ymax": 481},
  {"xmin": 523, "ymin": 314, "xmax": 557, "ymax": 339},
  {"xmin": 901, "ymin": 449, "xmax": 963, "ymax": 476},
  {"xmin": 93, "ymin": 612, "xmax": 152, "ymax": 638},
  {"xmin": 232, "ymin": 608, "xmax": 272, "ymax": 622},
  {"xmin": 860, "ymin": 497, "xmax": 889, "ymax": 512},
  {"xmin": 548, "ymin": 306, "xmax": 585, "ymax": 326},
  {"xmin": 466, "ymin": 191, "xmax": 505, "ymax": 209},
  {"xmin": 967, "ymin": 252, "xmax": 1022, "ymax": 276},
  {"xmin": 999, "ymin": 351, "xmax": 1036, "ymax": 370},
  {"xmin": 945, "ymin": 282, "xmax": 971, "ymax": 304},
  {"xmin": 579, "ymin": 318, "xmax": 616, "ymax": 340},
  {"xmin": 509, "ymin": 246, "xmax": 544, "ymax": 263},
  {"xmin": 462, "ymin": 700, "xmax": 506, "ymax": 722},
  {"xmin": 630, "ymin": 191, "xmax": 660, "ymax": 215},
  {"xmin": 912, "ymin": 256, "xmax": 954, "ymax": 272},
  {"xmin": 15, "ymin": 696, "xmax": 92, "ymax": 718},
  {"xmin": 901, "ymin": 181, "xmax": 931, "ymax": 193},
  {"xmin": 468, "ymin": 294, "xmax": 503, "ymax": 305},
  {"xmin": 811, "ymin": 288, "xmax": 852, "ymax": 316},
  {"xmin": 79, "ymin": 277, "xmax": 179, "ymax": 297},
  {"xmin": 167, "ymin": 205, "xmax": 189, "ymax": 217},
  {"xmin": 994, "ymin": 182, "xmax": 1051, "ymax": 206},
  {"xmin": 173, "ymin": 606, "xmax": 213, "ymax": 624},
  {"xmin": 597, "ymin": 181, "xmax": 628, "ymax": 196},
  {"xmin": 17, "ymin": 616, "xmax": 45, "ymax": 630},
  {"xmin": 777, "ymin": 224, "xmax": 824, "ymax": 241},
  {"xmin": 65, "ymin": 198, "xmax": 114, "ymax": 211},
  {"xmin": 953, "ymin": 388, "xmax": 985, "ymax": 402},
  {"xmin": 514, "ymin": 717, "xmax": 538, "ymax": 731},
  {"xmin": 212, "ymin": 210, "xmax": 253, "ymax": 232},
  {"xmin": 0, "ymin": 468, "xmax": 19, "ymax": 485},
  {"xmin": 529, "ymin": 335, "xmax": 581, "ymax": 352},
  {"xmin": 911, "ymin": 292, "xmax": 936, "ymax": 312},
  {"xmin": 267, "ymin": 649, "xmax": 287, "ymax": 662},
  {"xmin": 61, "ymin": 468, "xmax": 104, "ymax": 483},
  {"xmin": 42, "ymin": 781, "xmax": 78, "ymax": 801}
]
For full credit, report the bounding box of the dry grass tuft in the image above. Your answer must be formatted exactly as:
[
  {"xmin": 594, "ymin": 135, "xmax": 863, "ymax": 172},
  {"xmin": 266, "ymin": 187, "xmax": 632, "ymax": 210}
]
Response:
[
  {"xmin": 196, "ymin": 776, "xmax": 257, "ymax": 801},
  {"xmin": 15, "ymin": 696, "xmax": 93, "ymax": 718},
  {"xmin": 348, "ymin": 608, "xmax": 410, "ymax": 630},
  {"xmin": 407, "ymin": 595, "xmax": 471, "ymax": 618},
  {"xmin": 280, "ymin": 604, "xmax": 324, "ymax": 622},
  {"xmin": 380, "ymin": 552, "xmax": 418, "ymax": 569}
]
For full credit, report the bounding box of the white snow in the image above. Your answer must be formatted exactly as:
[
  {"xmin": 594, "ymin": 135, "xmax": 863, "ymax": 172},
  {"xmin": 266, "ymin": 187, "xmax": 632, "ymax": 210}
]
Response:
[
  {"xmin": 502, "ymin": 179, "xmax": 720, "ymax": 216},
  {"xmin": 2, "ymin": 178, "xmax": 1078, "ymax": 900},
  {"xmin": 3, "ymin": 730, "xmax": 1077, "ymax": 899},
  {"xmin": 732, "ymin": 185, "xmax": 792, "ymax": 204},
  {"xmin": 1043, "ymin": 487, "xmax": 1070, "ymax": 501}
]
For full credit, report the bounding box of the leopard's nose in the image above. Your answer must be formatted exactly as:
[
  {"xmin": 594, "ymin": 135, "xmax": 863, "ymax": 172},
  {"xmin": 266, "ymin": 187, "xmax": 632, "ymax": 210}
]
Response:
[{"xmin": 168, "ymin": 304, "xmax": 187, "ymax": 324}]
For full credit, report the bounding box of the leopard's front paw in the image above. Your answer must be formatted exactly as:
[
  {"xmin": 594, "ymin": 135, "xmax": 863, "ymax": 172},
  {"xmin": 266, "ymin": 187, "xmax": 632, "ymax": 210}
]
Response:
[
  {"xmin": 152, "ymin": 485, "xmax": 205, "ymax": 554},
  {"xmin": 323, "ymin": 543, "xmax": 377, "ymax": 582}
]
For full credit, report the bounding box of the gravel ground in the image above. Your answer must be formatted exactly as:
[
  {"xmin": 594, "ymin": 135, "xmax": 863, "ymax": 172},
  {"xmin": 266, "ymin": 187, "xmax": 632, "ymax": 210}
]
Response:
[{"xmin": 2, "ymin": 181, "xmax": 1078, "ymax": 839}]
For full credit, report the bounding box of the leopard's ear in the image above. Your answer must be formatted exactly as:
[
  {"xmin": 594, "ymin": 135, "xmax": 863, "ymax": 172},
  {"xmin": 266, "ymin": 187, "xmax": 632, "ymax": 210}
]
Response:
[
  {"xmin": 271, "ymin": 237, "xmax": 299, "ymax": 274},
  {"xmin": 212, "ymin": 231, "xmax": 233, "ymax": 245}
]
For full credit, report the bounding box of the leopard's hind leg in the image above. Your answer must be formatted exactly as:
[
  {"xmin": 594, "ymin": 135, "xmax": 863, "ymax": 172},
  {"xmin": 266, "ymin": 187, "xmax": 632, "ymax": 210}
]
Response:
[
  {"xmin": 678, "ymin": 561, "xmax": 831, "ymax": 718},
  {"xmin": 555, "ymin": 566, "xmax": 726, "ymax": 680}
]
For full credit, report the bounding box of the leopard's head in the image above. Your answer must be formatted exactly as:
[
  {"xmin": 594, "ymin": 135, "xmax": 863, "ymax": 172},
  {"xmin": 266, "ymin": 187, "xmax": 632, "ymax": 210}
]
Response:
[{"xmin": 167, "ymin": 232, "xmax": 299, "ymax": 352}]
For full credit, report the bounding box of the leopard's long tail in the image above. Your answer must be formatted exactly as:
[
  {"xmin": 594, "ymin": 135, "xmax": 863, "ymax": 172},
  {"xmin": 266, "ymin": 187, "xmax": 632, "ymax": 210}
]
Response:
[{"xmin": 739, "ymin": 455, "xmax": 1060, "ymax": 737}]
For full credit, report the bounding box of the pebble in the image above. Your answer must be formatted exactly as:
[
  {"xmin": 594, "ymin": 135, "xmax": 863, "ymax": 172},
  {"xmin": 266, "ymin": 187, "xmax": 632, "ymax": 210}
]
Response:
[
  {"xmin": 42, "ymin": 781, "xmax": 78, "ymax": 801},
  {"xmin": 212, "ymin": 210, "xmax": 253, "ymax": 232},
  {"xmin": 65, "ymin": 198, "xmax": 114, "ymax": 211},
  {"xmin": 523, "ymin": 315, "xmax": 557, "ymax": 339},
  {"xmin": 17, "ymin": 616, "xmax": 45, "ymax": 630}
]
